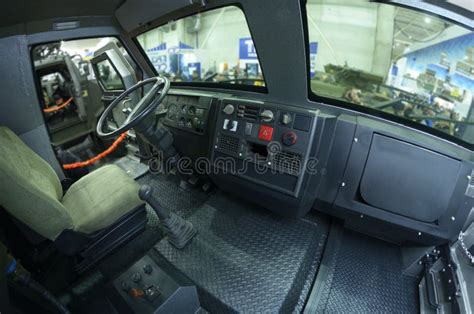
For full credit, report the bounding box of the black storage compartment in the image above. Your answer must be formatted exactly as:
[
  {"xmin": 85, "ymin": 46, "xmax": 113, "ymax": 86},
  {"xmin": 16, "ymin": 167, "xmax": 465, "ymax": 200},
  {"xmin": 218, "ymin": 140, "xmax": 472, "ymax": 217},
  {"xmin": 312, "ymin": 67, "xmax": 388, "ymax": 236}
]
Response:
[
  {"xmin": 332, "ymin": 121, "xmax": 474, "ymax": 244},
  {"xmin": 359, "ymin": 134, "xmax": 460, "ymax": 223}
]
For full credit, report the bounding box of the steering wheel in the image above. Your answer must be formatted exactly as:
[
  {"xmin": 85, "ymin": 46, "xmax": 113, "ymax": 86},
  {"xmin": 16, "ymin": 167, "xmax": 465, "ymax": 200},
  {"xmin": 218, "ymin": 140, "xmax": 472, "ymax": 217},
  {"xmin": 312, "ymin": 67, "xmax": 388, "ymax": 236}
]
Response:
[{"xmin": 96, "ymin": 76, "xmax": 170, "ymax": 139}]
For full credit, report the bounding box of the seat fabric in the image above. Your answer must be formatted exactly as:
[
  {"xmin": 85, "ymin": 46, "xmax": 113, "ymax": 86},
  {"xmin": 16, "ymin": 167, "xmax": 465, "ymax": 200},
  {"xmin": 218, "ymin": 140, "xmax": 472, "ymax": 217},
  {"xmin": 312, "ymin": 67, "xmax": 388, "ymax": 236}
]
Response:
[
  {"xmin": 62, "ymin": 164, "xmax": 144, "ymax": 235},
  {"xmin": 0, "ymin": 126, "xmax": 144, "ymax": 240}
]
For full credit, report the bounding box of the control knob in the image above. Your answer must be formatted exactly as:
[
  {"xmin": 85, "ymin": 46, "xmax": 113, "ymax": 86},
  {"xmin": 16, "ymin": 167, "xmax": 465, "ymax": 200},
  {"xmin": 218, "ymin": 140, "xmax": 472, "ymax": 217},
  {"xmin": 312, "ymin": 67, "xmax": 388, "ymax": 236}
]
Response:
[
  {"xmin": 223, "ymin": 104, "xmax": 235, "ymax": 115},
  {"xmin": 132, "ymin": 272, "xmax": 142, "ymax": 283},
  {"xmin": 260, "ymin": 110, "xmax": 274, "ymax": 122},
  {"xmin": 143, "ymin": 264, "xmax": 153, "ymax": 274},
  {"xmin": 282, "ymin": 131, "xmax": 297, "ymax": 146}
]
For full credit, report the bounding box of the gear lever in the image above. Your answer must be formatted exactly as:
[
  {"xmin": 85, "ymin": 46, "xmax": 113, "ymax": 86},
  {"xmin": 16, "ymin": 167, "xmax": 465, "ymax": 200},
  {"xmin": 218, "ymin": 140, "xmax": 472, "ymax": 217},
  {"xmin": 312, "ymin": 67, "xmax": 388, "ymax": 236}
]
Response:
[{"xmin": 139, "ymin": 185, "xmax": 197, "ymax": 249}]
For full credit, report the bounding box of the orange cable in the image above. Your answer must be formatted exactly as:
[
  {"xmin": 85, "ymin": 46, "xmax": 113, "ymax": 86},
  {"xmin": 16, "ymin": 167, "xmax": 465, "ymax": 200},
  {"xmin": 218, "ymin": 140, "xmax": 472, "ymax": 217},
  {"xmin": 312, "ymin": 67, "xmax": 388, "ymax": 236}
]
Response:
[
  {"xmin": 43, "ymin": 97, "xmax": 73, "ymax": 113},
  {"xmin": 62, "ymin": 132, "xmax": 127, "ymax": 169}
]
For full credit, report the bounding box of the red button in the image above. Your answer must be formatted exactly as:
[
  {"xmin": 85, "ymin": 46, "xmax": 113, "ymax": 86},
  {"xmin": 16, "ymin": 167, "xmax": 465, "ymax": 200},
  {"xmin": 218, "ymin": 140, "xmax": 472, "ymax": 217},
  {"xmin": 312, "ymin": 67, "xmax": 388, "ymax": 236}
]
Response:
[{"xmin": 258, "ymin": 125, "xmax": 273, "ymax": 141}]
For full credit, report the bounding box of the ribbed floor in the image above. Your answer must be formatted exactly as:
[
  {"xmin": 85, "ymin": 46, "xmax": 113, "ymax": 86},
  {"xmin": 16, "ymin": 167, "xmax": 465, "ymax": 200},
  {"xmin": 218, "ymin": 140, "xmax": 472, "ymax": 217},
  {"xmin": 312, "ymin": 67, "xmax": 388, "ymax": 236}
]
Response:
[
  {"xmin": 316, "ymin": 229, "xmax": 419, "ymax": 313},
  {"xmin": 154, "ymin": 193, "xmax": 330, "ymax": 313}
]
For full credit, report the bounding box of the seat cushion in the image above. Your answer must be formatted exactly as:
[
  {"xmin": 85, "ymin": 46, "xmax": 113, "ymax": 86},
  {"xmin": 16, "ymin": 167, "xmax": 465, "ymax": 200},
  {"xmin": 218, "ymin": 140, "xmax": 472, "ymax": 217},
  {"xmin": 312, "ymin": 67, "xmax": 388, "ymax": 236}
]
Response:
[{"xmin": 62, "ymin": 164, "xmax": 144, "ymax": 234}]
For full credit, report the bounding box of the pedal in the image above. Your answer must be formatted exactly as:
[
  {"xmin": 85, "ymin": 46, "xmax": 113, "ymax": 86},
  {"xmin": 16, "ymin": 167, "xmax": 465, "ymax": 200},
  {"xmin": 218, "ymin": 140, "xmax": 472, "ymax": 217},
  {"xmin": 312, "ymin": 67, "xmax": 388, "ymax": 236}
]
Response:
[
  {"xmin": 202, "ymin": 181, "xmax": 213, "ymax": 193},
  {"xmin": 179, "ymin": 179, "xmax": 190, "ymax": 191},
  {"xmin": 187, "ymin": 176, "xmax": 199, "ymax": 187}
]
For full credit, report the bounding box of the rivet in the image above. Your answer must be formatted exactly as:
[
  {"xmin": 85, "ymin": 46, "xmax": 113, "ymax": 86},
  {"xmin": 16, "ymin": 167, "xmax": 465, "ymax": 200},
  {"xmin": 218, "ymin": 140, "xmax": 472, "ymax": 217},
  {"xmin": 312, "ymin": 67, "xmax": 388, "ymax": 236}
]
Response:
[
  {"xmin": 360, "ymin": 214, "xmax": 364, "ymax": 218},
  {"xmin": 354, "ymin": 138, "xmax": 358, "ymax": 143},
  {"xmin": 267, "ymin": 162, "xmax": 271, "ymax": 165},
  {"xmin": 418, "ymin": 232, "xmax": 422, "ymax": 236},
  {"xmin": 341, "ymin": 182, "xmax": 346, "ymax": 187},
  {"xmin": 214, "ymin": 145, "xmax": 218, "ymax": 149},
  {"xmin": 451, "ymin": 216, "xmax": 456, "ymax": 221},
  {"xmin": 239, "ymin": 153, "xmax": 242, "ymax": 156}
]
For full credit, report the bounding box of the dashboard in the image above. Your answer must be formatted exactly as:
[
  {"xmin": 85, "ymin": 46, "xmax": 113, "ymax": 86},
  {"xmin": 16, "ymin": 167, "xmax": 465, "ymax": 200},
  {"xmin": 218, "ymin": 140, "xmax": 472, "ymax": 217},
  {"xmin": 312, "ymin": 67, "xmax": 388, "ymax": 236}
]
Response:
[{"xmin": 147, "ymin": 89, "xmax": 474, "ymax": 246}]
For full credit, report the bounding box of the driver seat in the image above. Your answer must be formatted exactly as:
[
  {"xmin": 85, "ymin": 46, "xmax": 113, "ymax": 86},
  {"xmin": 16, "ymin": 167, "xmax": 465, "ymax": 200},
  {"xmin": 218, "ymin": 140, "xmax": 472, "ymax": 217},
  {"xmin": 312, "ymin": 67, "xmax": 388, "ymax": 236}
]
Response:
[{"xmin": 0, "ymin": 126, "xmax": 146, "ymax": 270}]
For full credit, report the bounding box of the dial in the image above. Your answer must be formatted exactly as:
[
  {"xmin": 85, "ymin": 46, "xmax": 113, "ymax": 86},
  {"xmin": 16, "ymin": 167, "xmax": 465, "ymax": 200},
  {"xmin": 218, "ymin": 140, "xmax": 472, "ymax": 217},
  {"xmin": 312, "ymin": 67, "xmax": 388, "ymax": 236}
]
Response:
[
  {"xmin": 282, "ymin": 131, "xmax": 297, "ymax": 146},
  {"xmin": 260, "ymin": 110, "xmax": 274, "ymax": 122},
  {"xmin": 167, "ymin": 104, "xmax": 178, "ymax": 120},
  {"xmin": 223, "ymin": 104, "xmax": 235, "ymax": 115},
  {"xmin": 186, "ymin": 119, "xmax": 193, "ymax": 128},
  {"xmin": 188, "ymin": 106, "xmax": 196, "ymax": 115}
]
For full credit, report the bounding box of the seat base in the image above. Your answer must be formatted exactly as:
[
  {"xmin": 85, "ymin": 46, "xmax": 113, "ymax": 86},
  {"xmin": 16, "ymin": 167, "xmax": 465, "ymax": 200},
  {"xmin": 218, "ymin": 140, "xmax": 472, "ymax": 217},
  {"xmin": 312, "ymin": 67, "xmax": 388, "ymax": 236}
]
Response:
[{"xmin": 54, "ymin": 205, "xmax": 147, "ymax": 274}]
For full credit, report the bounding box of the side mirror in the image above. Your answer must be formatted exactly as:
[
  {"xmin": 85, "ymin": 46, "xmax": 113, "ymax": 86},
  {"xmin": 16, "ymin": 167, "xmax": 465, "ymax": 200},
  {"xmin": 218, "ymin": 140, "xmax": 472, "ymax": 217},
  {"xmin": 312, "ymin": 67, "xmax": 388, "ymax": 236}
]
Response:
[{"xmin": 78, "ymin": 61, "xmax": 90, "ymax": 76}]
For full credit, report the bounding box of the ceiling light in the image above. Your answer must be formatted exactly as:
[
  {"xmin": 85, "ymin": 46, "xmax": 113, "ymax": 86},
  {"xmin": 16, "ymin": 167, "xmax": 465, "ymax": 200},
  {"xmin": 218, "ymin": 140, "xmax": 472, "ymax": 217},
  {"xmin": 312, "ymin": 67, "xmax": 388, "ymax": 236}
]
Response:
[{"xmin": 425, "ymin": 17, "xmax": 431, "ymax": 24}]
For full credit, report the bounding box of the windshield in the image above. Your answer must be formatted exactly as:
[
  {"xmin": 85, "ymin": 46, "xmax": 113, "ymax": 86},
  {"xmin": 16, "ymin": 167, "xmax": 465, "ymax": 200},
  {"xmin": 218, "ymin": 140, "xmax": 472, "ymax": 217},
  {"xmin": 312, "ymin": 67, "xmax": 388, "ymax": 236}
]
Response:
[
  {"xmin": 136, "ymin": 6, "xmax": 265, "ymax": 89},
  {"xmin": 306, "ymin": 0, "xmax": 474, "ymax": 145}
]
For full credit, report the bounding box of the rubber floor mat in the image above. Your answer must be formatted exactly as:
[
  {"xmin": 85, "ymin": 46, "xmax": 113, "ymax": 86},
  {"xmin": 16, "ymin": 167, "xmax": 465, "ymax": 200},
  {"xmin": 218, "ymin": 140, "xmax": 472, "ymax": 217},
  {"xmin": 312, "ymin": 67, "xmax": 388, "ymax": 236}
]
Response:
[
  {"xmin": 316, "ymin": 229, "xmax": 419, "ymax": 313},
  {"xmin": 138, "ymin": 173, "xmax": 210, "ymax": 224},
  {"xmin": 154, "ymin": 193, "xmax": 330, "ymax": 313}
]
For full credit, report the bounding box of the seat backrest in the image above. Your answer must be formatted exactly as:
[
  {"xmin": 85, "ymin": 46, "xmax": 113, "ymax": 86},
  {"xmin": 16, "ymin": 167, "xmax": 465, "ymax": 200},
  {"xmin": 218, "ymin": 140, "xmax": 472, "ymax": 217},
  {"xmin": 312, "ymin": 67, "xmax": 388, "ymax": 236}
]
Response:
[{"xmin": 0, "ymin": 127, "xmax": 73, "ymax": 240}]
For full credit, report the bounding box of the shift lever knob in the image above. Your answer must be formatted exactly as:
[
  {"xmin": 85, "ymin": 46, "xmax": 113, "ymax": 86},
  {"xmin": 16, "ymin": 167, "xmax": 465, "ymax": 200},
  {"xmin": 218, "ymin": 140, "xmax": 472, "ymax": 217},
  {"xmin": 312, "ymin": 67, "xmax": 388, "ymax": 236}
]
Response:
[
  {"xmin": 139, "ymin": 185, "xmax": 153, "ymax": 201},
  {"xmin": 138, "ymin": 184, "xmax": 197, "ymax": 249},
  {"xmin": 139, "ymin": 185, "xmax": 170, "ymax": 220}
]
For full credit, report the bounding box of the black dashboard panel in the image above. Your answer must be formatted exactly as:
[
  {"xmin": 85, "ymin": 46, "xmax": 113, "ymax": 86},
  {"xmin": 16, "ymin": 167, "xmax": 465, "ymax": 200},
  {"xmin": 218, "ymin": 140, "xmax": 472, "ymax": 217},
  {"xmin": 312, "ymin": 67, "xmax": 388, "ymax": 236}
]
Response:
[
  {"xmin": 207, "ymin": 97, "xmax": 338, "ymax": 218},
  {"xmin": 148, "ymin": 89, "xmax": 473, "ymax": 244},
  {"xmin": 212, "ymin": 98, "xmax": 317, "ymax": 196},
  {"xmin": 360, "ymin": 134, "xmax": 460, "ymax": 223},
  {"xmin": 158, "ymin": 91, "xmax": 216, "ymax": 160},
  {"xmin": 330, "ymin": 119, "xmax": 473, "ymax": 244}
]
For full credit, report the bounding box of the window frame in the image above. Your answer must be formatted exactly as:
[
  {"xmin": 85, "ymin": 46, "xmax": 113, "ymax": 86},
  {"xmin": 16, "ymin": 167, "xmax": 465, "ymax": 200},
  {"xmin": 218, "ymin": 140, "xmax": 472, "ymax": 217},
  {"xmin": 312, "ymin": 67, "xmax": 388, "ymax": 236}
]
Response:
[
  {"xmin": 132, "ymin": 4, "xmax": 268, "ymax": 94},
  {"xmin": 301, "ymin": 0, "xmax": 474, "ymax": 150}
]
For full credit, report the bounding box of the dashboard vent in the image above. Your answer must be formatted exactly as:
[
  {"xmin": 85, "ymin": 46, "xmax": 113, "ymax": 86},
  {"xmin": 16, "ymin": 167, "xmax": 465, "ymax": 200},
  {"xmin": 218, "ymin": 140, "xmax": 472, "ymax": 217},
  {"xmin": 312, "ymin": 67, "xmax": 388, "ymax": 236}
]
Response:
[
  {"xmin": 272, "ymin": 151, "xmax": 302, "ymax": 175},
  {"xmin": 218, "ymin": 134, "xmax": 240, "ymax": 154},
  {"xmin": 237, "ymin": 104, "xmax": 260, "ymax": 121}
]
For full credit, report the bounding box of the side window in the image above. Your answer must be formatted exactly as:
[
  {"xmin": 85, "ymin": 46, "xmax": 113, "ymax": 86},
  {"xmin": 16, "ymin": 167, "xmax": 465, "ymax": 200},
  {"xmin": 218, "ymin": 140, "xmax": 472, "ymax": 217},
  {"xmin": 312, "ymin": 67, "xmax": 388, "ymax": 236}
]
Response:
[{"xmin": 306, "ymin": 0, "xmax": 474, "ymax": 144}]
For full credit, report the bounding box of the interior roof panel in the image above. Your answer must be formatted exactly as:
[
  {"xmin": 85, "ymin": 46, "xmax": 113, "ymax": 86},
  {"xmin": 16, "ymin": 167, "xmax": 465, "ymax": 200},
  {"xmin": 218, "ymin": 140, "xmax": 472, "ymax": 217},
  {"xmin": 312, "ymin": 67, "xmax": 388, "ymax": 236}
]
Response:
[{"xmin": 1, "ymin": 0, "xmax": 124, "ymax": 28}]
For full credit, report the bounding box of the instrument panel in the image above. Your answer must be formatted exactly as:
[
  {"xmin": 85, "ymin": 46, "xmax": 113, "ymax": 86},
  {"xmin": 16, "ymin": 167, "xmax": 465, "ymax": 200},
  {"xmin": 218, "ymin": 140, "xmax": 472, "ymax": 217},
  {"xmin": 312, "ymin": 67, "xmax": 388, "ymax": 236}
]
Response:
[{"xmin": 162, "ymin": 94, "xmax": 211, "ymax": 134}]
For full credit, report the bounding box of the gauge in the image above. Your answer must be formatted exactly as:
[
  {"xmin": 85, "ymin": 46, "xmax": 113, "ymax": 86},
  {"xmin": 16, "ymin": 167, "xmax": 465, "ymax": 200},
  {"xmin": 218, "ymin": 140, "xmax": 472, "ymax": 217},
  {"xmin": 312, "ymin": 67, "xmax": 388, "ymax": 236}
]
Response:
[
  {"xmin": 181, "ymin": 105, "xmax": 187, "ymax": 114},
  {"xmin": 186, "ymin": 119, "xmax": 193, "ymax": 128},
  {"xmin": 188, "ymin": 106, "xmax": 196, "ymax": 115},
  {"xmin": 168, "ymin": 103, "xmax": 178, "ymax": 120}
]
